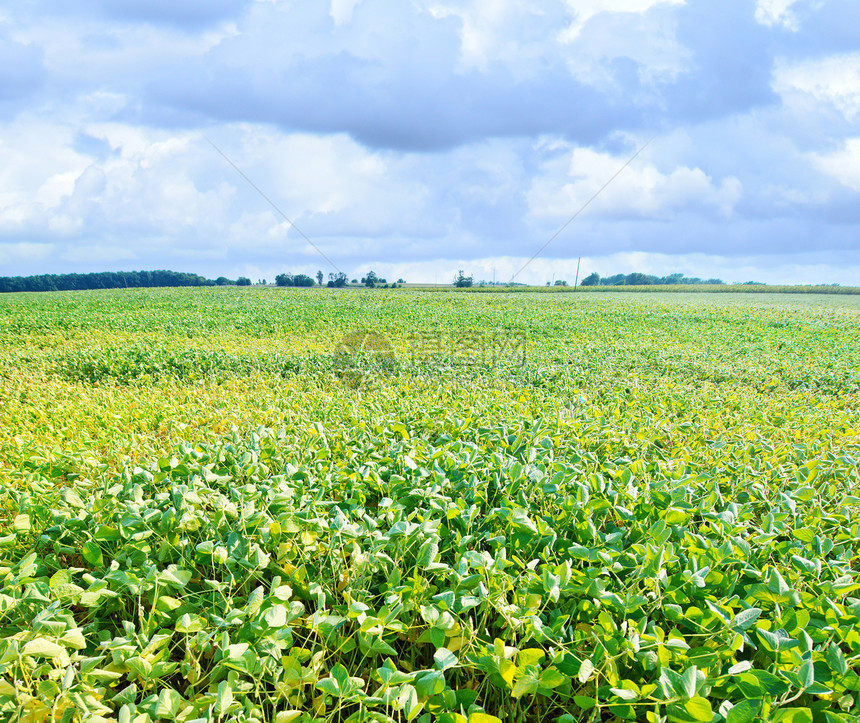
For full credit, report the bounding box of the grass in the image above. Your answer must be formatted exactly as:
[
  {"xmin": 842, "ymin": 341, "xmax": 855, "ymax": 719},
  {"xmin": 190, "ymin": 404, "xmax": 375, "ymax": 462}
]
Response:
[{"xmin": 0, "ymin": 287, "xmax": 859, "ymax": 723}]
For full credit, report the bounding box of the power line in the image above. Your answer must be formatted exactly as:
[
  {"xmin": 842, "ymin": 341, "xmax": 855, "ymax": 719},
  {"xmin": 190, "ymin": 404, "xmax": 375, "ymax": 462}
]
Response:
[
  {"xmin": 510, "ymin": 134, "xmax": 655, "ymax": 283},
  {"xmin": 204, "ymin": 135, "xmax": 343, "ymax": 274}
]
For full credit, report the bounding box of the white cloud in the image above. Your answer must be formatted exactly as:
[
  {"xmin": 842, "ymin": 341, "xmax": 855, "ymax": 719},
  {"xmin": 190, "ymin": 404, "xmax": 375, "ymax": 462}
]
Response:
[
  {"xmin": 562, "ymin": 10, "xmax": 690, "ymax": 90},
  {"xmin": 427, "ymin": 0, "xmax": 553, "ymax": 74},
  {"xmin": 0, "ymin": 114, "xmax": 440, "ymax": 267},
  {"xmin": 559, "ymin": 0, "xmax": 685, "ymax": 42},
  {"xmin": 0, "ymin": 117, "xmax": 89, "ymax": 232},
  {"xmin": 811, "ymin": 138, "xmax": 860, "ymax": 192},
  {"xmin": 330, "ymin": 0, "xmax": 362, "ymax": 26},
  {"xmin": 0, "ymin": 116, "xmax": 223, "ymax": 242},
  {"xmin": 219, "ymin": 127, "xmax": 432, "ymax": 239},
  {"xmin": 774, "ymin": 53, "xmax": 860, "ymax": 121},
  {"xmin": 12, "ymin": 12, "xmax": 232, "ymax": 92},
  {"xmin": 755, "ymin": 0, "xmax": 802, "ymax": 30},
  {"xmin": 526, "ymin": 141, "xmax": 741, "ymax": 222},
  {"xmin": 429, "ymin": 0, "xmax": 688, "ymax": 82}
]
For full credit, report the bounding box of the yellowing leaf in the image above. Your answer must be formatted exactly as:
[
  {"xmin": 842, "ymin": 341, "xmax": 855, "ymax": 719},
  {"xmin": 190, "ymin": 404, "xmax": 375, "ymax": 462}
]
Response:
[
  {"xmin": 517, "ymin": 648, "xmax": 545, "ymax": 668},
  {"xmin": 685, "ymin": 697, "xmax": 713, "ymax": 721},
  {"xmin": 13, "ymin": 514, "xmax": 30, "ymax": 533},
  {"xmin": 468, "ymin": 714, "xmax": 503, "ymax": 723},
  {"xmin": 22, "ymin": 638, "xmax": 65, "ymax": 658},
  {"xmin": 499, "ymin": 659, "xmax": 516, "ymax": 688}
]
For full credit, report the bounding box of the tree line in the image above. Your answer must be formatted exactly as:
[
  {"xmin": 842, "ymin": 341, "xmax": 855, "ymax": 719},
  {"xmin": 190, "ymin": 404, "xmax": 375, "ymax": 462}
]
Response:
[
  {"xmin": 580, "ymin": 272, "xmax": 725, "ymax": 286},
  {"xmin": 274, "ymin": 273, "xmax": 315, "ymax": 287},
  {"xmin": 0, "ymin": 270, "xmax": 219, "ymax": 294},
  {"xmin": 0, "ymin": 268, "xmax": 409, "ymax": 293}
]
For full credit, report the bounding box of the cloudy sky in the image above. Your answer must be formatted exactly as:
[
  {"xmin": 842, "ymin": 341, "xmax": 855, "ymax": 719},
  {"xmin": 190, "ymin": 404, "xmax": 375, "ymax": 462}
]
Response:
[{"xmin": 1, "ymin": 0, "xmax": 859, "ymax": 285}]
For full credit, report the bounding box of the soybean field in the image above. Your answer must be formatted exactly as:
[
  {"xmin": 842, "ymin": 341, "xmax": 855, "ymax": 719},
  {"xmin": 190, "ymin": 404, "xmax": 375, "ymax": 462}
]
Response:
[{"xmin": 1, "ymin": 287, "xmax": 859, "ymax": 723}]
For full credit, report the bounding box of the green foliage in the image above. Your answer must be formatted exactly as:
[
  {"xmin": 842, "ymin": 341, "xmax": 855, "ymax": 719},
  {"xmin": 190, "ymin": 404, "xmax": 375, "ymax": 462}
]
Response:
[
  {"xmin": 0, "ymin": 288, "xmax": 859, "ymax": 721},
  {"xmin": 328, "ymin": 272, "xmax": 349, "ymax": 288},
  {"xmin": 276, "ymin": 273, "xmax": 315, "ymax": 287},
  {"xmin": 580, "ymin": 272, "xmax": 600, "ymax": 287},
  {"xmin": 454, "ymin": 270, "xmax": 474, "ymax": 288},
  {"xmin": 596, "ymin": 272, "xmax": 726, "ymax": 286},
  {"xmin": 0, "ymin": 269, "xmax": 216, "ymax": 293}
]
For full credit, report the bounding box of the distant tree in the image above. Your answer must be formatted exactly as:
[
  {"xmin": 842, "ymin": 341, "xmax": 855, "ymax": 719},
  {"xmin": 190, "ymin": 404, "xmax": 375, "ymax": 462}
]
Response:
[
  {"xmin": 351, "ymin": 279, "xmax": 358, "ymax": 284},
  {"xmin": 316, "ymin": 270, "xmax": 324, "ymax": 286},
  {"xmin": 0, "ymin": 270, "xmax": 214, "ymax": 293},
  {"xmin": 577, "ymin": 271, "xmax": 725, "ymax": 287},
  {"xmin": 275, "ymin": 273, "xmax": 294, "ymax": 287},
  {"xmin": 454, "ymin": 270, "xmax": 473, "ymax": 288},
  {"xmin": 602, "ymin": 274, "xmax": 626, "ymax": 286},
  {"xmin": 216, "ymin": 276, "xmax": 232, "ymax": 286},
  {"xmin": 554, "ymin": 279, "xmax": 568, "ymax": 286},
  {"xmin": 397, "ymin": 278, "xmax": 405, "ymax": 284},
  {"xmin": 626, "ymin": 272, "xmax": 655, "ymax": 285},
  {"xmin": 236, "ymin": 277, "xmax": 252, "ymax": 286},
  {"xmin": 364, "ymin": 270, "xmax": 378, "ymax": 288},
  {"xmin": 327, "ymin": 272, "xmax": 348, "ymax": 288},
  {"xmin": 293, "ymin": 274, "xmax": 314, "ymax": 287},
  {"xmin": 580, "ymin": 272, "xmax": 600, "ymax": 287}
]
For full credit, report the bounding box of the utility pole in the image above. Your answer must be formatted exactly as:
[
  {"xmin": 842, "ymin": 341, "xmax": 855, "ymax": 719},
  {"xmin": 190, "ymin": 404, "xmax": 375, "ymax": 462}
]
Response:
[{"xmin": 574, "ymin": 257, "xmax": 581, "ymax": 291}]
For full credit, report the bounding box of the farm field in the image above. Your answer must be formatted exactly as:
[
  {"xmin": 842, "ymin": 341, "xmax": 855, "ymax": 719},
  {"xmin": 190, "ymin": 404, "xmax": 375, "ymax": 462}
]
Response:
[{"xmin": 1, "ymin": 287, "xmax": 859, "ymax": 723}]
